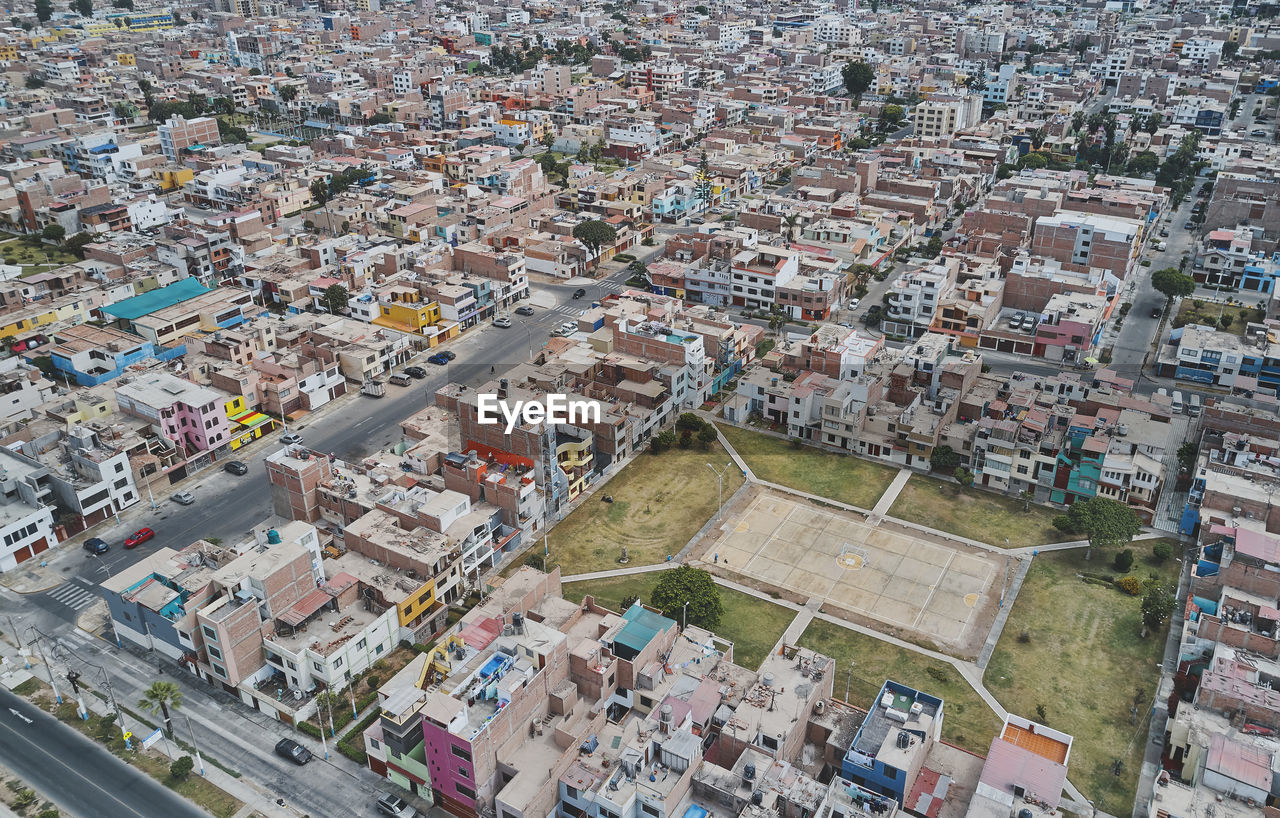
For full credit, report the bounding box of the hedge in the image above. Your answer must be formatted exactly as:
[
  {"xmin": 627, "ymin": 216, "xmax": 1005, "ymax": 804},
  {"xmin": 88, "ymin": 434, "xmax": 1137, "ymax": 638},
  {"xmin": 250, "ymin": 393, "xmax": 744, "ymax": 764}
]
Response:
[{"xmin": 336, "ymin": 708, "xmax": 383, "ymax": 766}]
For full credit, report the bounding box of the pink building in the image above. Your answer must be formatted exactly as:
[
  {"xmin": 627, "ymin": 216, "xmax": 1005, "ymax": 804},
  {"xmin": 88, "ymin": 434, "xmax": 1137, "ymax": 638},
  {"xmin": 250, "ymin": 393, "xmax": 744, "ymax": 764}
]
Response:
[
  {"xmin": 1032, "ymin": 292, "xmax": 1108, "ymax": 364},
  {"xmin": 115, "ymin": 371, "xmax": 232, "ymax": 458}
]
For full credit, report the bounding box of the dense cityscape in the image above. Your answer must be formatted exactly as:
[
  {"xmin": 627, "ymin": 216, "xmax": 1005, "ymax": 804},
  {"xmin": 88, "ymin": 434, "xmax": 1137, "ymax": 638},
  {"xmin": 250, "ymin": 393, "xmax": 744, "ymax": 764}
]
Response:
[{"xmin": 0, "ymin": 0, "xmax": 1276, "ymax": 816}]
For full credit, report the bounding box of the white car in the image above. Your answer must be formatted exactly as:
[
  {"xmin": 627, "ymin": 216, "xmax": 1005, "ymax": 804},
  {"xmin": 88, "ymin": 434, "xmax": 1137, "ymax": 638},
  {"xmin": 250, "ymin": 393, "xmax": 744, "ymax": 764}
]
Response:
[
  {"xmin": 558, "ymin": 322, "xmax": 577, "ymax": 336},
  {"xmin": 847, "ymin": 298, "xmax": 861, "ymax": 311},
  {"xmin": 493, "ymin": 315, "xmax": 512, "ymax": 328}
]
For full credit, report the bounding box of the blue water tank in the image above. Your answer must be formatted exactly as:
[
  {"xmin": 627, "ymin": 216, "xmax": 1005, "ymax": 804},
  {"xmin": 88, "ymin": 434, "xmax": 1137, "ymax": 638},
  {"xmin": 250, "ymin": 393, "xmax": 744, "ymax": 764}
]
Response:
[{"xmin": 266, "ymin": 529, "xmax": 282, "ymax": 545}]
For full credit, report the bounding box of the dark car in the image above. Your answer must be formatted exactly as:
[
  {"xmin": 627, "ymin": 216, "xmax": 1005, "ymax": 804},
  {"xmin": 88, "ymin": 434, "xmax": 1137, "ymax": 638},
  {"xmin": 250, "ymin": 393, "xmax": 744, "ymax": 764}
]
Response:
[
  {"xmin": 224, "ymin": 460, "xmax": 249, "ymax": 475},
  {"xmin": 572, "ymin": 288, "xmax": 587, "ymax": 299},
  {"xmin": 404, "ymin": 366, "xmax": 427, "ymax": 379},
  {"xmin": 427, "ymin": 350, "xmax": 456, "ymax": 365},
  {"xmin": 275, "ymin": 738, "xmax": 313, "ymax": 765},
  {"xmin": 83, "ymin": 538, "xmax": 109, "ymax": 555},
  {"xmin": 1151, "ymin": 306, "xmax": 1162, "ymax": 319},
  {"xmin": 1184, "ymin": 221, "xmax": 1194, "ymax": 229},
  {"xmin": 942, "ymin": 220, "xmax": 954, "ymax": 231},
  {"xmin": 514, "ymin": 305, "xmax": 535, "ymax": 316},
  {"xmin": 124, "ymin": 528, "xmax": 155, "ymax": 549}
]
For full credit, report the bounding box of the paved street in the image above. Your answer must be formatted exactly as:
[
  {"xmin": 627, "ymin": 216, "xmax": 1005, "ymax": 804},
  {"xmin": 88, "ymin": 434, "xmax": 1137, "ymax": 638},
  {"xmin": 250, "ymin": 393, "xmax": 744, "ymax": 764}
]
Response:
[{"xmin": 0, "ymin": 685, "xmax": 208, "ymax": 818}]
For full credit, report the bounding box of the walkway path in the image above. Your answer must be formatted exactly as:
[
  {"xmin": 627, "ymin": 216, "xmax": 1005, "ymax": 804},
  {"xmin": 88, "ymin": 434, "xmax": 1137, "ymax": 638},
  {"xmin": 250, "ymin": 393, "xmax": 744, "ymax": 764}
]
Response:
[{"xmin": 869, "ymin": 469, "xmax": 911, "ymax": 520}]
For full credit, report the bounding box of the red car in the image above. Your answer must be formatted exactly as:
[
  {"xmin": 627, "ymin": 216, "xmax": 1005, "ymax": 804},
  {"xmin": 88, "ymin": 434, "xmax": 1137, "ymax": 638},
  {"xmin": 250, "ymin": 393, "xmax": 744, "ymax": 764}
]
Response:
[{"xmin": 124, "ymin": 528, "xmax": 155, "ymax": 549}]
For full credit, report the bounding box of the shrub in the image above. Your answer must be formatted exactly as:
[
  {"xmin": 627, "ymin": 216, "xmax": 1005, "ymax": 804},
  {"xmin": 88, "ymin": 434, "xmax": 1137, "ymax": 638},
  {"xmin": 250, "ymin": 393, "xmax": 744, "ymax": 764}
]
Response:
[
  {"xmin": 1052, "ymin": 515, "xmax": 1075, "ymax": 533},
  {"xmin": 169, "ymin": 755, "xmax": 194, "ymax": 780},
  {"xmin": 1152, "ymin": 542, "xmax": 1174, "ymax": 562},
  {"xmin": 1114, "ymin": 548, "xmax": 1134, "ymax": 572},
  {"xmin": 524, "ymin": 552, "xmax": 546, "ymax": 571},
  {"xmin": 1115, "ymin": 575, "xmax": 1143, "ymax": 595},
  {"xmin": 298, "ymin": 720, "xmax": 323, "ymax": 739},
  {"xmin": 1017, "ymin": 630, "xmax": 1031, "ymax": 643},
  {"xmin": 365, "ymin": 674, "xmax": 380, "ymax": 691},
  {"xmin": 925, "ymin": 666, "xmax": 950, "ymax": 684}
]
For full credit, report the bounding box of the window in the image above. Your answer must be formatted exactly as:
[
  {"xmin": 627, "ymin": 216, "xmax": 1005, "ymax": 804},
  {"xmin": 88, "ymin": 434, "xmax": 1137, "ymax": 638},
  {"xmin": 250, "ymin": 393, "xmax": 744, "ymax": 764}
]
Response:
[
  {"xmin": 641, "ymin": 804, "xmax": 660, "ymax": 817},
  {"xmin": 761, "ymin": 735, "xmax": 778, "ymax": 751},
  {"xmin": 115, "ymin": 463, "xmax": 125, "ymax": 473},
  {"xmin": 455, "ymin": 783, "xmax": 475, "ymax": 800},
  {"xmin": 202, "ymin": 625, "xmax": 218, "ymax": 642},
  {"xmin": 356, "ymin": 638, "xmax": 367, "ymax": 650},
  {"xmin": 333, "ymin": 657, "xmax": 343, "ymax": 669},
  {"xmin": 313, "ymin": 661, "xmax": 323, "ymax": 672},
  {"xmin": 451, "ymin": 744, "xmax": 472, "ymax": 762},
  {"xmin": 375, "ymin": 643, "xmax": 384, "ymax": 655},
  {"xmin": 212, "ymin": 664, "xmax": 227, "ymax": 678},
  {"xmin": 206, "ymin": 645, "xmax": 222, "ymax": 660}
]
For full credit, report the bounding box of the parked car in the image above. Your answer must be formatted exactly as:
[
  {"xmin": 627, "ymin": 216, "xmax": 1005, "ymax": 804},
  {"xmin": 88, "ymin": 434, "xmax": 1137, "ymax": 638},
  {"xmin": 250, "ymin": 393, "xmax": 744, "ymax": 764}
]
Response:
[
  {"xmin": 224, "ymin": 460, "xmax": 249, "ymax": 475},
  {"xmin": 1252, "ymin": 128, "xmax": 1268, "ymax": 137},
  {"xmin": 376, "ymin": 793, "xmax": 419, "ymax": 817},
  {"xmin": 170, "ymin": 491, "xmax": 195, "ymax": 506},
  {"xmin": 404, "ymin": 366, "xmax": 427, "ymax": 379},
  {"xmin": 281, "ymin": 432, "xmax": 303, "ymax": 445},
  {"xmin": 1156, "ymin": 241, "xmax": 1167, "ymax": 251},
  {"xmin": 847, "ymin": 298, "xmax": 860, "ymax": 311},
  {"xmin": 514, "ymin": 305, "xmax": 535, "ymax": 316},
  {"xmin": 493, "ymin": 316, "xmax": 513, "ymax": 328},
  {"xmin": 275, "ymin": 738, "xmax": 313, "ymax": 766},
  {"xmin": 83, "ymin": 538, "xmax": 109, "ymax": 555},
  {"xmin": 1159, "ymin": 229, "xmax": 1170, "ymax": 237},
  {"xmin": 558, "ymin": 321, "xmax": 577, "ymax": 336},
  {"xmin": 388, "ymin": 372, "xmax": 412, "ymax": 386},
  {"xmin": 1184, "ymin": 221, "xmax": 1194, "ymax": 229},
  {"xmin": 427, "ymin": 350, "xmax": 456, "ymax": 365},
  {"xmin": 942, "ymin": 220, "xmax": 954, "ymax": 231},
  {"xmin": 572, "ymin": 288, "xmax": 587, "ymax": 299},
  {"xmin": 124, "ymin": 528, "xmax": 155, "ymax": 549},
  {"xmin": 1150, "ymin": 306, "xmax": 1162, "ymax": 319}
]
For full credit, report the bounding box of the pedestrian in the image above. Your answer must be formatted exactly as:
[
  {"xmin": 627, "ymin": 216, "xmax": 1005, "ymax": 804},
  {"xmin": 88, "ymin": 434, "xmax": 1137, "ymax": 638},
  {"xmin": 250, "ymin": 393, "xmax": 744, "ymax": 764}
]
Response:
[{"xmin": 714, "ymin": 552, "xmax": 719, "ymax": 563}]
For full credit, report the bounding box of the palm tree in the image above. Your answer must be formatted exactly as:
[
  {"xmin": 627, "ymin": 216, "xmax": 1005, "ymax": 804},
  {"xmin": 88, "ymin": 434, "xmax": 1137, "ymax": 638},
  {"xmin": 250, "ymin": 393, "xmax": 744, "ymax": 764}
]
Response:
[
  {"xmin": 315, "ymin": 690, "xmax": 340, "ymax": 737},
  {"xmin": 782, "ymin": 214, "xmax": 801, "ymax": 242},
  {"xmin": 140, "ymin": 680, "xmax": 183, "ymax": 737}
]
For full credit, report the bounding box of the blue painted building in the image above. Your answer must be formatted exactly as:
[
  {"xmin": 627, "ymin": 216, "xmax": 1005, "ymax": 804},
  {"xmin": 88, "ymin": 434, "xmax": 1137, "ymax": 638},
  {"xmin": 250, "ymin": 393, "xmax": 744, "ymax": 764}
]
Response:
[
  {"xmin": 46, "ymin": 324, "xmax": 186, "ymax": 386},
  {"xmin": 842, "ymin": 680, "xmax": 943, "ymax": 804}
]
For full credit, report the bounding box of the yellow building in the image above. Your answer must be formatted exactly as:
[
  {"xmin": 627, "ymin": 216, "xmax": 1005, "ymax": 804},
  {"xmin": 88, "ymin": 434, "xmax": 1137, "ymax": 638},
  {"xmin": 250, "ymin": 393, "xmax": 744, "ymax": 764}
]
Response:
[
  {"xmin": 0, "ymin": 44, "xmax": 18, "ymax": 62},
  {"xmin": 224, "ymin": 396, "xmax": 277, "ymax": 450},
  {"xmin": 157, "ymin": 167, "xmax": 195, "ymax": 192},
  {"xmin": 115, "ymin": 52, "xmax": 136, "ymax": 65},
  {"xmin": 371, "ymin": 293, "xmax": 442, "ymax": 335},
  {"xmin": 0, "ymin": 298, "xmax": 93, "ymax": 339},
  {"xmin": 556, "ymin": 438, "xmax": 593, "ymax": 499},
  {"xmin": 396, "ymin": 578, "xmax": 436, "ymax": 628}
]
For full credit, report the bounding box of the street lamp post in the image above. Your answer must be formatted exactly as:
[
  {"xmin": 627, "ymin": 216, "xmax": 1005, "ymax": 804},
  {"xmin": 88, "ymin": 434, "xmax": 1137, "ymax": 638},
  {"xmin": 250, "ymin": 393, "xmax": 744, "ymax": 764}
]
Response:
[
  {"xmin": 706, "ymin": 462, "xmax": 731, "ymax": 521},
  {"xmin": 26, "ymin": 628, "xmax": 61, "ymax": 705},
  {"xmin": 682, "ymin": 601, "xmax": 689, "ymax": 632},
  {"xmin": 183, "ymin": 714, "xmax": 205, "ymax": 776}
]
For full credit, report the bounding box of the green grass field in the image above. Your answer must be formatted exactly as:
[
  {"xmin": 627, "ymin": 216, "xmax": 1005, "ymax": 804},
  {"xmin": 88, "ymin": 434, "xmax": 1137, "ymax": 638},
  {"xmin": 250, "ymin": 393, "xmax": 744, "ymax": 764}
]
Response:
[
  {"xmin": 510, "ymin": 442, "xmax": 744, "ymax": 576},
  {"xmin": 889, "ymin": 476, "xmax": 1075, "ymax": 548},
  {"xmin": 562, "ymin": 573, "xmax": 796, "ymax": 671},
  {"xmin": 716, "ymin": 423, "xmax": 897, "ymax": 510},
  {"xmin": 797, "ymin": 619, "xmax": 1001, "ymax": 754},
  {"xmin": 985, "ymin": 540, "xmax": 1181, "ymax": 813}
]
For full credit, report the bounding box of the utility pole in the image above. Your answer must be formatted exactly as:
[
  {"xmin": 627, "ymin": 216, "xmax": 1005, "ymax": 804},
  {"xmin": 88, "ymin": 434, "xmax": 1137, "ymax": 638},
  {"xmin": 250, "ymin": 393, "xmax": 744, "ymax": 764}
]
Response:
[
  {"xmin": 27, "ymin": 629, "xmax": 61, "ymax": 705},
  {"xmin": 682, "ymin": 601, "xmax": 689, "ymax": 632},
  {"xmin": 7, "ymin": 617, "xmax": 21, "ymax": 650},
  {"xmin": 845, "ymin": 661, "xmax": 854, "ymax": 703}
]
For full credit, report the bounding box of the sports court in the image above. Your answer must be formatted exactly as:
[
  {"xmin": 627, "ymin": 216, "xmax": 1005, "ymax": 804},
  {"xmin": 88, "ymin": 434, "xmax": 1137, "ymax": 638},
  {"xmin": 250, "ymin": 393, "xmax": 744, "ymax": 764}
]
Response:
[{"xmin": 703, "ymin": 489, "xmax": 1003, "ymax": 653}]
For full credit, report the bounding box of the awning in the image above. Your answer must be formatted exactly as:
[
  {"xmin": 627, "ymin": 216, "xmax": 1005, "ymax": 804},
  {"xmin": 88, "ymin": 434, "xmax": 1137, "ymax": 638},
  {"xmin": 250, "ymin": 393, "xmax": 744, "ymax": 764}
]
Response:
[
  {"xmin": 229, "ymin": 409, "xmax": 273, "ymax": 429},
  {"xmin": 1084, "ymin": 356, "xmax": 1100, "ymax": 364},
  {"xmin": 278, "ymin": 588, "xmax": 331, "ymax": 627}
]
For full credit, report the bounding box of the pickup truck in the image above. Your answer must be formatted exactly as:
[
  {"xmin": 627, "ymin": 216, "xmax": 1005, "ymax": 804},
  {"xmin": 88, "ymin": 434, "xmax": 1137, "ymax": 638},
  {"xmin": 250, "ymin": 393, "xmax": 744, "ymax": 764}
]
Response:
[{"xmin": 361, "ymin": 379, "xmax": 387, "ymax": 397}]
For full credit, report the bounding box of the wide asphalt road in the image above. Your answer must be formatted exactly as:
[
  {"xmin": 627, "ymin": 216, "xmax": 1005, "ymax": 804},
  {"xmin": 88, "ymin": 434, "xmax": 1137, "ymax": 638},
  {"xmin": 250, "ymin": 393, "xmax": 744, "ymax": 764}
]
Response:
[{"xmin": 0, "ymin": 686, "xmax": 207, "ymax": 818}]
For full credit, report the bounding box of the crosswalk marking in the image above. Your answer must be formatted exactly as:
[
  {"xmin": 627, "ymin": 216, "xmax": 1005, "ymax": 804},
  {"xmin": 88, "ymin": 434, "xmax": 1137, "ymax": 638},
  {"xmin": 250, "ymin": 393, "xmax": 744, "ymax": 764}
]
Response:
[{"xmin": 46, "ymin": 582, "xmax": 99, "ymax": 611}]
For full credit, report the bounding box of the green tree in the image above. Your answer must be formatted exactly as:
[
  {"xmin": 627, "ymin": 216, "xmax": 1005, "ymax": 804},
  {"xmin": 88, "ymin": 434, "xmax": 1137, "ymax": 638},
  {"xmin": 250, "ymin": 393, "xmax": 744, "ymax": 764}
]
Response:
[
  {"xmin": 61, "ymin": 232, "xmax": 94, "ymax": 259},
  {"xmin": 1151, "ymin": 268, "xmax": 1196, "ymax": 307},
  {"xmin": 41, "ymin": 223, "xmax": 65, "ymax": 242},
  {"xmin": 279, "ymin": 84, "xmax": 299, "ymax": 103},
  {"xmin": 1177, "ymin": 441, "xmax": 1197, "ymax": 471},
  {"xmin": 696, "ymin": 425, "xmax": 717, "ymax": 450},
  {"xmin": 651, "ymin": 429, "xmax": 677, "ymax": 453},
  {"xmin": 139, "ymin": 680, "xmax": 183, "ymax": 737},
  {"xmin": 1143, "ymin": 113, "xmax": 1163, "ymax": 134},
  {"xmin": 25, "ymin": 75, "xmax": 44, "ymax": 89},
  {"xmin": 1065, "ymin": 497, "xmax": 1142, "ymax": 561},
  {"xmin": 953, "ymin": 466, "xmax": 974, "ymax": 488},
  {"xmin": 1152, "ymin": 542, "xmax": 1174, "ymax": 562},
  {"xmin": 310, "ymin": 178, "xmax": 330, "ymax": 207},
  {"xmin": 96, "ymin": 712, "xmax": 118, "ymax": 740},
  {"xmin": 842, "ymin": 60, "xmax": 875, "ymax": 101},
  {"xmin": 1028, "ymin": 127, "xmax": 1046, "ymax": 149},
  {"xmin": 72, "ymin": 0, "xmax": 92, "ymax": 16},
  {"xmin": 169, "ymin": 755, "xmax": 195, "ymax": 780},
  {"xmin": 1113, "ymin": 548, "xmax": 1134, "ymax": 572},
  {"xmin": 1019, "ymin": 151, "xmax": 1048, "ymax": 170},
  {"xmin": 1141, "ymin": 585, "xmax": 1175, "ymax": 635},
  {"xmin": 35, "ymin": 0, "xmax": 52, "ymax": 21},
  {"xmin": 1126, "ymin": 150, "xmax": 1159, "ymax": 177},
  {"xmin": 369, "ymin": 112, "xmax": 393, "ymax": 125},
  {"xmin": 924, "ymin": 235, "xmax": 943, "ymax": 258},
  {"xmin": 676, "ymin": 412, "xmax": 705, "ymax": 432},
  {"xmin": 321, "ymin": 283, "xmax": 349, "ymax": 314},
  {"xmin": 571, "ymin": 219, "xmax": 618, "ymax": 267},
  {"xmin": 619, "ymin": 594, "xmax": 640, "ymax": 611},
  {"xmin": 650, "ymin": 566, "xmax": 724, "ymax": 630},
  {"xmin": 879, "ymin": 104, "xmax": 905, "ymax": 128},
  {"xmin": 929, "ymin": 445, "xmax": 959, "ymax": 471}
]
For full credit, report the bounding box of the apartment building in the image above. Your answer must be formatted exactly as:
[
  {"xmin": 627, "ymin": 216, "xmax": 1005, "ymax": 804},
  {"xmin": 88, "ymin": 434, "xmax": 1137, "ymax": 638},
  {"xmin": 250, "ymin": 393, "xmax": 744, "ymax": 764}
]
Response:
[
  {"xmin": 115, "ymin": 372, "xmax": 233, "ymax": 461},
  {"xmin": 158, "ymin": 116, "xmax": 222, "ymax": 162},
  {"xmin": 730, "ymin": 245, "xmax": 800, "ymax": 310},
  {"xmin": 1030, "ymin": 212, "xmax": 1142, "ymax": 279}
]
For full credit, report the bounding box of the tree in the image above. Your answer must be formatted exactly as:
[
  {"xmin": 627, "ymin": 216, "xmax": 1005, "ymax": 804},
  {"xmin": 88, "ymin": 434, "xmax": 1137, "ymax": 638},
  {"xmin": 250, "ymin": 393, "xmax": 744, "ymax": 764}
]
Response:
[
  {"xmin": 1126, "ymin": 150, "xmax": 1159, "ymax": 177},
  {"xmin": 953, "ymin": 467, "xmax": 974, "ymax": 488},
  {"xmin": 924, "ymin": 235, "xmax": 943, "ymax": 258},
  {"xmin": 571, "ymin": 219, "xmax": 617, "ymax": 267},
  {"xmin": 930, "ymin": 445, "xmax": 959, "ymax": 471},
  {"xmin": 310, "ymin": 178, "xmax": 329, "ymax": 207},
  {"xmin": 279, "ymin": 85, "xmax": 299, "ymax": 103},
  {"xmin": 40, "ymin": 224, "xmax": 65, "ymax": 243},
  {"xmin": 879, "ymin": 104, "xmax": 905, "ymax": 128},
  {"xmin": 1151, "ymin": 268, "xmax": 1196, "ymax": 306},
  {"xmin": 169, "ymin": 755, "xmax": 195, "ymax": 780},
  {"xmin": 1141, "ymin": 585, "xmax": 1175, "ymax": 635},
  {"xmin": 35, "ymin": 0, "xmax": 52, "ymax": 21},
  {"xmin": 1019, "ymin": 151, "xmax": 1047, "ymax": 170},
  {"xmin": 61, "ymin": 232, "xmax": 93, "ymax": 259},
  {"xmin": 842, "ymin": 61, "xmax": 874, "ymax": 101},
  {"xmin": 140, "ymin": 680, "xmax": 183, "ymax": 736},
  {"xmin": 651, "ymin": 429, "xmax": 677, "ymax": 453},
  {"xmin": 1152, "ymin": 542, "xmax": 1173, "ymax": 562},
  {"xmin": 1028, "ymin": 127, "xmax": 1046, "ymax": 150},
  {"xmin": 368, "ymin": 112, "xmax": 393, "ymax": 125},
  {"xmin": 1177, "ymin": 441, "xmax": 1198, "ymax": 471},
  {"xmin": 321, "ymin": 284, "xmax": 349, "ymax": 314},
  {"xmin": 1065, "ymin": 497, "xmax": 1142, "ymax": 561},
  {"xmin": 72, "ymin": 0, "xmax": 92, "ymax": 16},
  {"xmin": 676, "ymin": 412, "xmax": 705, "ymax": 432},
  {"xmin": 113, "ymin": 0, "xmax": 133, "ymax": 7},
  {"xmin": 95, "ymin": 712, "xmax": 118, "ymax": 741},
  {"xmin": 650, "ymin": 566, "xmax": 724, "ymax": 630},
  {"xmin": 1143, "ymin": 113, "xmax": 1163, "ymax": 134},
  {"xmin": 619, "ymin": 594, "xmax": 640, "ymax": 611},
  {"xmin": 696, "ymin": 425, "xmax": 717, "ymax": 450},
  {"xmin": 24, "ymin": 75, "xmax": 44, "ymax": 89},
  {"xmin": 1113, "ymin": 548, "xmax": 1134, "ymax": 572}
]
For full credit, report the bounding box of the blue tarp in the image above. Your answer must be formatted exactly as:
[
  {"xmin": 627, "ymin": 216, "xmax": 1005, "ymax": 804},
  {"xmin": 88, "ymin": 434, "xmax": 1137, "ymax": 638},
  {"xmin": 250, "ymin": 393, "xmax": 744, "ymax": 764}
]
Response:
[{"xmin": 101, "ymin": 279, "xmax": 212, "ymax": 320}]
